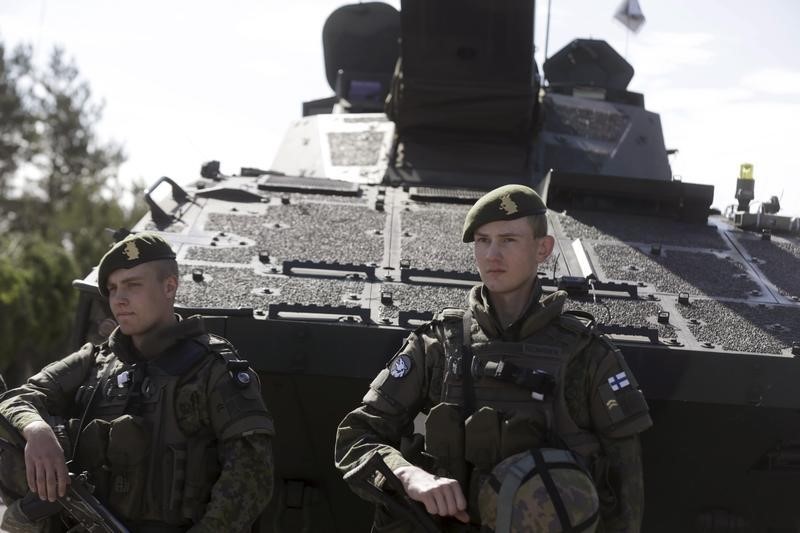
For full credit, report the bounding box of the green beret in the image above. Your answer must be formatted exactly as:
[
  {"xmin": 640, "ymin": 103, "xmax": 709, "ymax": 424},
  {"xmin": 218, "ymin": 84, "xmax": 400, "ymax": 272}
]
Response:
[
  {"xmin": 97, "ymin": 232, "xmax": 177, "ymax": 296},
  {"xmin": 462, "ymin": 184, "xmax": 547, "ymax": 242}
]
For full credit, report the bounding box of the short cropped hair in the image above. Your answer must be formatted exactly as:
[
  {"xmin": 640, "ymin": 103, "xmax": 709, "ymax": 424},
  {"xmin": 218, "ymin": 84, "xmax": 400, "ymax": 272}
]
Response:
[
  {"xmin": 152, "ymin": 259, "xmax": 179, "ymax": 283},
  {"xmin": 527, "ymin": 214, "xmax": 548, "ymax": 238}
]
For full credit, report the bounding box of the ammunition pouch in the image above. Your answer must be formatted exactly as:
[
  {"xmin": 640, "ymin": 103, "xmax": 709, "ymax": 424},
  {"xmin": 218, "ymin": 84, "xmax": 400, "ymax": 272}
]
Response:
[
  {"xmin": 424, "ymin": 403, "xmax": 466, "ymax": 487},
  {"xmin": 75, "ymin": 418, "xmax": 111, "ymax": 498},
  {"xmin": 498, "ymin": 412, "xmax": 547, "ymax": 462},
  {"xmin": 179, "ymin": 437, "xmax": 219, "ymax": 522},
  {"xmin": 106, "ymin": 414, "xmax": 149, "ymax": 518},
  {"xmin": 464, "ymin": 407, "xmax": 501, "ymax": 472},
  {"xmin": 464, "ymin": 406, "xmax": 502, "ymax": 524}
]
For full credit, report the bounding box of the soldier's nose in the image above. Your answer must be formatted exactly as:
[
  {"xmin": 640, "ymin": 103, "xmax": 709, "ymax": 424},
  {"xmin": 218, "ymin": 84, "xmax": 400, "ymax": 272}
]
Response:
[{"xmin": 486, "ymin": 244, "xmax": 502, "ymax": 259}]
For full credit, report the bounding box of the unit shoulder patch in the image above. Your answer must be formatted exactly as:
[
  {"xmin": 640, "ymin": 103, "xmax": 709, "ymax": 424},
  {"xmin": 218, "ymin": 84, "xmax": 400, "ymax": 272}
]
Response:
[{"xmin": 388, "ymin": 354, "xmax": 412, "ymax": 378}]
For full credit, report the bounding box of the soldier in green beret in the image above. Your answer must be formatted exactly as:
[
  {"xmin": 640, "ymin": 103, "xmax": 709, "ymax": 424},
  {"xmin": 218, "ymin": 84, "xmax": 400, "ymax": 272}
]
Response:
[
  {"xmin": 0, "ymin": 232, "xmax": 275, "ymax": 532},
  {"xmin": 336, "ymin": 184, "xmax": 651, "ymax": 532}
]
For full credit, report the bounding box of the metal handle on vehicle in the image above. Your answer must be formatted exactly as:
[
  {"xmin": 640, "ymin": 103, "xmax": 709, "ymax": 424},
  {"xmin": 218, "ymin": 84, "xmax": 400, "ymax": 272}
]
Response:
[{"xmin": 144, "ymin": 176, "xmax": 192, "ymax": 228}]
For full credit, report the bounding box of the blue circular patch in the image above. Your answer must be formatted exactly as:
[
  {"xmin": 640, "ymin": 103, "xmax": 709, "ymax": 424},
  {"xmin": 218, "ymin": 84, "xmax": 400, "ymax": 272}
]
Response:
[{"xmin": 389, "ymin": 354, "xmax": 412, "ymax": 378}]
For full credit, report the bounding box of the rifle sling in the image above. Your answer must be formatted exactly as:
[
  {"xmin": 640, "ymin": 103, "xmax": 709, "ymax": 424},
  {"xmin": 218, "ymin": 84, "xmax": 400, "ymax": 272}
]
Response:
[{"xmin": 460, "ymin": 310, "xmax": 476, "ymax": 421}]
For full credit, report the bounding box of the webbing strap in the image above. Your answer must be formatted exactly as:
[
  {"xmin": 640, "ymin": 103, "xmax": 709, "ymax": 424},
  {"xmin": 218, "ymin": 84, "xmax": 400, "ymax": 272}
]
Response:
[
  {"xmin": 531, "ymin": 448, "xmax": 573, "ymax": 531},
  {"xmin": 481, "ymin": 360, "xmax": 555, "ymax": 399},
  {"xmin": 123, "ymin": 363, "xmax": 147, "ymax": 416},
  {"xmin": 495, "ymin": 454, "xmax": 534, "ymax": 533},
  {"xmin": 461, "ymin": 309, "xmax": 472, "ymax": 347},
  {"xmin": 461, "ymin": 309, "xmax": 476, "ymax": 421}
]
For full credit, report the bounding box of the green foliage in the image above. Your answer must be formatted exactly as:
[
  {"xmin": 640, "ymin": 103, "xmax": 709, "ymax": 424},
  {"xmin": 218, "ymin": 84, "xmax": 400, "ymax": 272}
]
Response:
[
  {"xmin": 6, "ymin": 46, "xmax": 144, "ymax": 274},
  {"xmin": 0, "ymin": 43, "xmax": 36, "ymax": 196},
  {"xmin": 29, "ymin": 49, "xmax": 125, "ymax": 208},
  {"xmin": 0, "ymin": 40, "xmax": 146, "ymax": 372},
  {"xmin": 0, "ymin": 234, "xmax": 78, "ymax": 368}
]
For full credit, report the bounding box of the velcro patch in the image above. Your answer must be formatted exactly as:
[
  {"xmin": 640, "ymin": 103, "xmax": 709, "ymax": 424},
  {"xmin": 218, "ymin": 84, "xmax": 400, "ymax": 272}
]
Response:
[
  {"xmin": 599, "ymin": 381, "xmax": 625, "ymax": 423},
  {"xmin": 388, "ymin": 354, "xmax": 412, "ymax": 378},
  {"xmin": 607, "ymin": 371, "xmax": 630, "ymax": 392}
]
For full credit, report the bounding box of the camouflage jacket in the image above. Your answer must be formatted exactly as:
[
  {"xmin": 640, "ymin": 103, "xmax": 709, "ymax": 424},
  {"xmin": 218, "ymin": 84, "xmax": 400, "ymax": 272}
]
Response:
[
  {"xmin": 0, "ymin": 315, "xmax": 274, "ymax": 532},
  {"xmin": 335, "ymin": 284, "xmax": 652, "ymax": 532}
]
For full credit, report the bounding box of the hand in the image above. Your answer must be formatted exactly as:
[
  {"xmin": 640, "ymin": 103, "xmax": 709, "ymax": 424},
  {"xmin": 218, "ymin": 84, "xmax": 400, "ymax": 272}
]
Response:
[
  {"xmin": 22, "ymin": 421, "xmax": 70, "ymax": 501},
  {"xmin": 393, "ymin": 465, "xmax": 469, "ymax": 523}
]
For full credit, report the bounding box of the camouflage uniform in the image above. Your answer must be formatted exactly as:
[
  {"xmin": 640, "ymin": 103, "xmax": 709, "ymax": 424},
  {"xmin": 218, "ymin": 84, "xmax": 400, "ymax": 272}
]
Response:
[
  {"xmin": 336, "ymin": 283, "xmax": 651, "ymax": 532},
  {"xmin": 0, "ymin": 315, "xmax": 274, "ymax": 532}
]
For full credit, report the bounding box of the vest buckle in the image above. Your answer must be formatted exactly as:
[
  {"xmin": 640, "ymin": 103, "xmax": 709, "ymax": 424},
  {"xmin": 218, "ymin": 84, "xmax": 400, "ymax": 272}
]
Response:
[{"xmin": 448, "ymin": 355, "xmax": 462, "ymax": 377}]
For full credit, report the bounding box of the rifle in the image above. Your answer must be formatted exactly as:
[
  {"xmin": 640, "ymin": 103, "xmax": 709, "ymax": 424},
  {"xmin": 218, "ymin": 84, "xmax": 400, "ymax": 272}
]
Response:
[
  {"xmin": 343, "ymin": 452, "xmax": 442, "ymax": 533},
  {"xmin": 0, "ymin": 414, "xmax": 129, "ymax": 533}
]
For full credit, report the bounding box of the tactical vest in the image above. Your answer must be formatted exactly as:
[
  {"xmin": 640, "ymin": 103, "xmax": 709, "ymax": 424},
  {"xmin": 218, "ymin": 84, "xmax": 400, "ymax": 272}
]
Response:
[
  {"xmin": 71, "ymin": 335, "xmax": 245, "ymax": 527},
  {"xmin": 424, "ymin": 308, "xmax": 601, "ymax": 510}
]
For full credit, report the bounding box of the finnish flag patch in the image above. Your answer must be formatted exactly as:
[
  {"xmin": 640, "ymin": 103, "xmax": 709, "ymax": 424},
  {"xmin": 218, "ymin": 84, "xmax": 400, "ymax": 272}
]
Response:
[{"xmin": 608, "ymin": 372, "xmax": 630, "ymax": 392}]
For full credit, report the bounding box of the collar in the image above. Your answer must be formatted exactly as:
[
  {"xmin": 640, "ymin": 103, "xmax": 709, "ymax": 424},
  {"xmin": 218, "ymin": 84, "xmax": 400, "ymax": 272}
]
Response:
[
  {"xmin": 108, "ymin": 315, "xmax": 208, "ymax": 364},
  {"xmin": 468, "ymin": 281, "xmax": 567, "ymax": 341}
]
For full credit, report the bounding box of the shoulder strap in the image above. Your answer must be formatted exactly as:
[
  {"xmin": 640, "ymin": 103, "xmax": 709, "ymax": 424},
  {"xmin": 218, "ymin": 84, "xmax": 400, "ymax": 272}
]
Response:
[
  {"xmin": 460, "ymin": 310, "xmax": 472, "ymax": 347},
  {"xmin": 460, "ymin": 309, "xmax": 475, "ymax": 421},
  {"xmin": 207, "ymin": 335, "xmax": 254, "ymax": 389},
  {"xmin": 207, "ymin": 334, "xmax": 238, "ymax": 356},
  {"xmin": 559, "ymin": 310, "xmax": 597, "ymax": 333},
  {"xmin": 437, "ymin": 308, "xmax": 477, "ymax": 420}
]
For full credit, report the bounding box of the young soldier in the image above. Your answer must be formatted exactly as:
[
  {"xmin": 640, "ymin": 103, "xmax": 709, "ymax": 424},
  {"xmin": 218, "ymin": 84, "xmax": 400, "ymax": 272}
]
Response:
[
  {"xmin": 0, "ymin": 232, "xmax": 274, "ymax": 532},
  {"xmin": 336, "ymin": 185, "xmax": 652, "ymax": 532}
]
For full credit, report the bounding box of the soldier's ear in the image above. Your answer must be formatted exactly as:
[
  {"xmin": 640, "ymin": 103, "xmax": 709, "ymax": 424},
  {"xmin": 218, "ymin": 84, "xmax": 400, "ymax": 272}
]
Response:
[
  {"xmin": 163, "ymin": 275, "xmax": 178, "ymax": 299},
  {"xmin": 536, "ymin": 235, "xmax": 555, "ymax": 262}
]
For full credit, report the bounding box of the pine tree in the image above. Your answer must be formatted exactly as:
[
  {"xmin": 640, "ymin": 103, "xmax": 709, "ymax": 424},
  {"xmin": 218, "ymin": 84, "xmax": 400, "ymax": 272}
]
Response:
[
  {"xmin": 0, "ymin": 43, "xmax": 36, "ymax": 198},
  {"xmin": 0, "ymin": 234, "xmax": 77, "ymax": 373},
  {"xmin": 0, "ymin": 41, "xmax": 145, "ymax": 375}
]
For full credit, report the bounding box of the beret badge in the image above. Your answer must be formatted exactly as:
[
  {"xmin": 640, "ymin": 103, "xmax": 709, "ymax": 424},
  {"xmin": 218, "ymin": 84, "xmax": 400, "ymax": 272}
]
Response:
[
  {"xmin": 123, "ymin": 241, "xmax": 140, "ymax": 261},
  {"xmin": 499, "ymin": 193, "xmax": 519, "ymax": 215}
]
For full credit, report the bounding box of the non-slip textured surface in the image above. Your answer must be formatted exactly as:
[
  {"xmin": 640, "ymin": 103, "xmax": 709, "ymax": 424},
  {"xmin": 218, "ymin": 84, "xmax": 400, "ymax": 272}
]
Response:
[
  {"xmin": 203, "ymin": 207, "xmax": 385, "ymax": 265},
  {"xmin": 736, "ymin": 235, "xmax": 800, "ymax": 298},
  {"xmin": 556, "ymin": 210, "xmax": 727, "ymax": 249},
  {"xmin": 402, "ymin": 206, "xmax": 473, "ymax": 272},
  {"xmin": 593, "ymin": 244, "xmax": 759, "ymax": 298},
  {"xmin": 681, "ymin": 300, "xmax": 800, "ymax": 354},
  {"xmin": 177, "ymin": 265, "xmax": 365, "ymax": 310}
]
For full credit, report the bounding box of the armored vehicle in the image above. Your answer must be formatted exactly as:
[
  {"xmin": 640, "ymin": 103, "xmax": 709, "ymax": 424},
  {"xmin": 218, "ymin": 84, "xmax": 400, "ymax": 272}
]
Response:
[{"xmin": 70, "ymin": 1, "xmax": 800, "ymax": 531}]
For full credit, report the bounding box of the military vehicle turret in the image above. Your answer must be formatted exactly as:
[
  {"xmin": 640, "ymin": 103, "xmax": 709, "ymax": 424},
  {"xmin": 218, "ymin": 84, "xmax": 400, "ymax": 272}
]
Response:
[{"xmin": 71, "ymin": 1, "xmax": 800, "ymax": 531}]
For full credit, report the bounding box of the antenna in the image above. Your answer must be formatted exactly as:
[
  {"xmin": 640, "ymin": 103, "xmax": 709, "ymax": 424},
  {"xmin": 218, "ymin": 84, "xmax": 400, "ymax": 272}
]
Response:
[{"xmin": 543, "ymin": 0, "xmax": 553, "ymax": 80}]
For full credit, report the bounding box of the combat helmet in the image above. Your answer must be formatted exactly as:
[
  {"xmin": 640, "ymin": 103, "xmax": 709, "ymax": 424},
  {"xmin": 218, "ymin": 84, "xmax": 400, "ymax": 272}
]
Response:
[{"xmin": 478, "ymin": 448, "xmax": 599, "ymax": 533}]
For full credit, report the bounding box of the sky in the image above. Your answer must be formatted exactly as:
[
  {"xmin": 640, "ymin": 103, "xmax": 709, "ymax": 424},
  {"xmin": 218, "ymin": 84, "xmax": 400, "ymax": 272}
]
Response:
[{"xmin": 1, "ymin": 0, "xmax": 798, "ymax": 216}]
